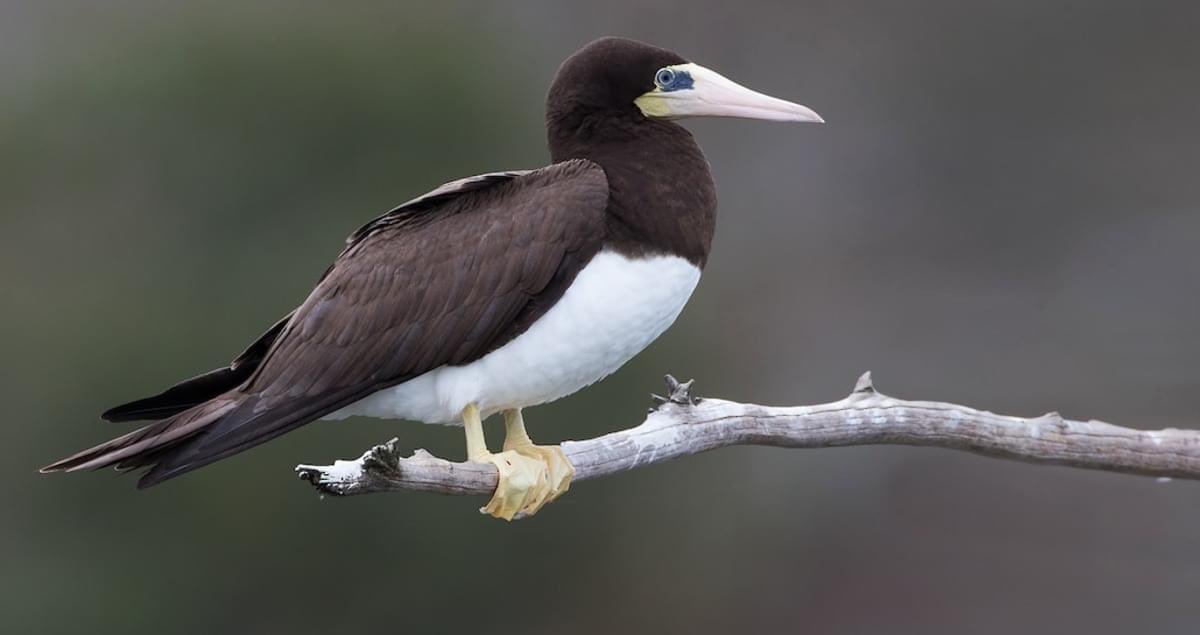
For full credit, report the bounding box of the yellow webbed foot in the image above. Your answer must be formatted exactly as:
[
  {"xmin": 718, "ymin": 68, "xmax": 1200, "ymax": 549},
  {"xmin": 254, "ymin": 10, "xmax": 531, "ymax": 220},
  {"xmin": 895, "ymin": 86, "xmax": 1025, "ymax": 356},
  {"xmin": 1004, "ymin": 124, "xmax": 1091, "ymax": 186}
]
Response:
[
  {"xmin": 501, "ymin": 408, "xmax": 574, "ymax": 515},
  {"xmin": 477, "ymin": 447, "xmax": 572, "ymax": 520},
  {"xmin": 460, "ymin": 405, "xmax": 575, "ymax": 521},
  {"xmin": 504, "ymin": 442, "xmax": 574, "ymax": 507}
]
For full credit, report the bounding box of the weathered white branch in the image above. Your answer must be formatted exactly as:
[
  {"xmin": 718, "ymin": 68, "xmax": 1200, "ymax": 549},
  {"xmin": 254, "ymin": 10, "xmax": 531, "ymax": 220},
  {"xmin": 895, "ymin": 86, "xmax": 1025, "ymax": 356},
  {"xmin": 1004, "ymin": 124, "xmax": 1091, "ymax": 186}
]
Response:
[{"xmin": 295, "ymin": 373, "xmax": 1200, "ymax": 502}]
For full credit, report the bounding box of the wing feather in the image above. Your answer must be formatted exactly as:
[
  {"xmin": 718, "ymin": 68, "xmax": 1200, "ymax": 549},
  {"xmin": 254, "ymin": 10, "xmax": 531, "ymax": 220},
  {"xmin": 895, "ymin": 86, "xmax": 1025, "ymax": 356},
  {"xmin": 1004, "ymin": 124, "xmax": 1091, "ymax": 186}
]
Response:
[{"xmin": 138, "ymin": 159, "xmax": 609, "ymax": 484}]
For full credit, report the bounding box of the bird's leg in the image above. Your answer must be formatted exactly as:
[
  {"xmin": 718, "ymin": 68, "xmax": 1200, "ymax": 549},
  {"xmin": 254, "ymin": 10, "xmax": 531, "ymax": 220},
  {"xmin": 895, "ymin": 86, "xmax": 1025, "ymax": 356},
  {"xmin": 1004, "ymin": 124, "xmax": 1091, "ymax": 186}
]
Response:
[
  {"xmin": 502, "ymin": 408, "xmax": 574, "ymax": 507},
  {"xmin": 461, "ymin": 404, "xmax": 568, "ymax": 521}
]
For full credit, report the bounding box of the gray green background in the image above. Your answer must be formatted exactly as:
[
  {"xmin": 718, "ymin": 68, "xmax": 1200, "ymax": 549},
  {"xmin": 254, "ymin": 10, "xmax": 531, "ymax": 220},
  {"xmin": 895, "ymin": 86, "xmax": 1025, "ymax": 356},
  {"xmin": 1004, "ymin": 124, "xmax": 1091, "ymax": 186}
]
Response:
[{"xmin": 5, "ymin": 1, "xmax": 1200, "ymax": 633}]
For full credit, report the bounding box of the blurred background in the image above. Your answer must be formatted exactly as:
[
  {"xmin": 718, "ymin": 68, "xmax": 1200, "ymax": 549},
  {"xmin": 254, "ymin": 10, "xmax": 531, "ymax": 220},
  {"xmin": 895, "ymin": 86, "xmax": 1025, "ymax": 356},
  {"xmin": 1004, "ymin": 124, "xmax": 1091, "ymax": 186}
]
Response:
[{"xmin": 5, "ymin": 1, "xmax": 1200, "ymax": 633}]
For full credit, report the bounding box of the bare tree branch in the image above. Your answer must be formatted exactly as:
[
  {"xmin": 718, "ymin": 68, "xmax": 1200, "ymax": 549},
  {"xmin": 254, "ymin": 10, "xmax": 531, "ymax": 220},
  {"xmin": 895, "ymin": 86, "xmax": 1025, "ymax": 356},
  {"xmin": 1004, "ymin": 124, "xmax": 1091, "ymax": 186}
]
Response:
[{"xmin": 295, "ymin": 373, "xmax": 1200, "ymax": 502}]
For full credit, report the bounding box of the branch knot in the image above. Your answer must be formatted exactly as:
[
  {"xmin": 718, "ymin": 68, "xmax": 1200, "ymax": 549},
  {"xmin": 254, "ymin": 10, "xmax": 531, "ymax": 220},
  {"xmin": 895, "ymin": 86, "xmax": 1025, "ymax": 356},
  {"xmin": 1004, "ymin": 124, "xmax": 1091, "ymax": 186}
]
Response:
[
  {"xmin": 651, "ymin": 374, "xmax": 701, "ymax": 410},
  {"xmin": 852, "ymin": 371, "xmax": 876, "ymax": 395},
  {"xmin": 361, "ymin": 438, "xmax": 404, "ymax": 477}
]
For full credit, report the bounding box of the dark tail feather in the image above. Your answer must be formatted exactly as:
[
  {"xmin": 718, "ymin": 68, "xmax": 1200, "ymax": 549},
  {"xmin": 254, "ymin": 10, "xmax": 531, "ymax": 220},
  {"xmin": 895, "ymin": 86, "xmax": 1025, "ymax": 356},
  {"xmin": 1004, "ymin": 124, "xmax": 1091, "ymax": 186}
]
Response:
[
  {"xmin": 46, "ymin": 383, "xmax": 354, "ymax": 488},
  {"xmin": 102, "ymin": 366, "xmax": 255, "ymax": 422},
  {"xmin": 132, "ymin": 394, "xmax": 345, "ymax": 488},
  {"xmin": 41, "ymin": 397, "xmax": 242, "ymax": 475},
  {"xmin": 102, "ymin": 312, "xmax": 292, "ymax": 423}
]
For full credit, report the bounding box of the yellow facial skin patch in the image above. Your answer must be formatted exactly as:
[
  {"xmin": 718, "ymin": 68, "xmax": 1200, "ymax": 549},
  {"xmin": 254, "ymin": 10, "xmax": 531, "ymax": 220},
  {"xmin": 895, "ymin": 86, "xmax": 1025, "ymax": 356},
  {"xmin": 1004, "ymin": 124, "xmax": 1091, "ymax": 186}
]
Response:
[{"xmin": 635, "ymin": 64, "xmax": 694, "ymax": 118}]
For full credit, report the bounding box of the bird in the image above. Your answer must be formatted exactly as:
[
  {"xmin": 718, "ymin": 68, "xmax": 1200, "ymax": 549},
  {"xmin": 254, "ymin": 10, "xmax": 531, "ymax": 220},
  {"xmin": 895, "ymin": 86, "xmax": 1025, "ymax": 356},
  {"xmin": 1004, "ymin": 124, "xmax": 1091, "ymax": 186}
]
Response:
[{"xmin": 42, "ymin": 36, "xmax": 822, "ymax": 520}]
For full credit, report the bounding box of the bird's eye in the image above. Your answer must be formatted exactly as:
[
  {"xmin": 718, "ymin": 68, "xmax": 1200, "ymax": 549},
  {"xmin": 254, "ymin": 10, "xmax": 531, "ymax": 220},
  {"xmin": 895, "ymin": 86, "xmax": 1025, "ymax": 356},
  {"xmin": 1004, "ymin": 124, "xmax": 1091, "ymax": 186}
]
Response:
[{"xmin": 654, "ymin": 68, "xmax": 676, "ymax": 89}]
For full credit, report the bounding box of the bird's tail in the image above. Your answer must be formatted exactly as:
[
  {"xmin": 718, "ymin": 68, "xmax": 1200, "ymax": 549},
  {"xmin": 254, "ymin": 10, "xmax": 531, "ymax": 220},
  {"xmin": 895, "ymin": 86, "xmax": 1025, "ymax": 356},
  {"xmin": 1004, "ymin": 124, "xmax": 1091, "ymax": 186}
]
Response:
[{"xmin": 41, "ymin": 395, "xmax": 243, "ymax": 482}]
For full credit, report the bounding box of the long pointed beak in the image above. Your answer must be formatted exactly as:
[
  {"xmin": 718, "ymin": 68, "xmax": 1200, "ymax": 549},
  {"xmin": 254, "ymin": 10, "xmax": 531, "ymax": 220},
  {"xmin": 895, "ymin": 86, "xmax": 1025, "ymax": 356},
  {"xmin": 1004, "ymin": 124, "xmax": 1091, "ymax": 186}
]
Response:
[{"xmin": 635, "ymin": 63, "xmax": 823, "ymax": 123}]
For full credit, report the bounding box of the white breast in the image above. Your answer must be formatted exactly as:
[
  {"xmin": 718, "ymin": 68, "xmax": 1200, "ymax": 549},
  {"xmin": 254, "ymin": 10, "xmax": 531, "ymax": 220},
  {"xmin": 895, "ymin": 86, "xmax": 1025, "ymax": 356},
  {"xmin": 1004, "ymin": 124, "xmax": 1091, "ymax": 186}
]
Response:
[{"xmin": 325, "ymin": 250, "xmax": 702, "ymax": 424}]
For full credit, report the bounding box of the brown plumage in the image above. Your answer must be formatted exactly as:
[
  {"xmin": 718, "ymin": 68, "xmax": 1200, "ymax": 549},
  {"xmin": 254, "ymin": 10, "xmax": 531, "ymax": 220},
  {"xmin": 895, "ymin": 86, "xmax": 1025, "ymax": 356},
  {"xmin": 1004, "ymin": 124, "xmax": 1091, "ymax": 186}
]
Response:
[
  {"xmin": 43, "ymin": 36, "xmax": 725, "ymax": 487},
  {"xmin": 44, "ymin": 160, "xmax": 610, "ymax": 486}
]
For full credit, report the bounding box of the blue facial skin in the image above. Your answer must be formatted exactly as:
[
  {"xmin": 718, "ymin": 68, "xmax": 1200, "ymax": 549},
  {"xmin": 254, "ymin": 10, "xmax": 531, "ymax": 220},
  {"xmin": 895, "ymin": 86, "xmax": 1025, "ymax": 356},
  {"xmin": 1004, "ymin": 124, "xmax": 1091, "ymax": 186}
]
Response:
[{"xmin": 655, "ymin": 68, "xmax": 694, "ymax": 92}]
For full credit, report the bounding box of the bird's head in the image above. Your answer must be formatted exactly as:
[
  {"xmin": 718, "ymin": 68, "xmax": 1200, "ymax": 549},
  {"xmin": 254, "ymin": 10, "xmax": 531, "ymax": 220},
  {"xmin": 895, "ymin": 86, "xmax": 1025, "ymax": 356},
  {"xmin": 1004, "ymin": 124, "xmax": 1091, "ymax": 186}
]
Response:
[{"xmin": 547, "ymin": 37, "xmax": 823, "ymax": 128}]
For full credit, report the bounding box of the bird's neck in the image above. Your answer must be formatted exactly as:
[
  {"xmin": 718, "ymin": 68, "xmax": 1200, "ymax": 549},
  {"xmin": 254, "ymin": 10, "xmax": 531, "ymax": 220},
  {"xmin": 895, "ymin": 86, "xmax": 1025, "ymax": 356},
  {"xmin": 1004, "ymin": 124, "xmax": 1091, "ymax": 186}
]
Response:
[{"xmin": 547, "ymin": 108, "xmax": 717, "ymax": 267}]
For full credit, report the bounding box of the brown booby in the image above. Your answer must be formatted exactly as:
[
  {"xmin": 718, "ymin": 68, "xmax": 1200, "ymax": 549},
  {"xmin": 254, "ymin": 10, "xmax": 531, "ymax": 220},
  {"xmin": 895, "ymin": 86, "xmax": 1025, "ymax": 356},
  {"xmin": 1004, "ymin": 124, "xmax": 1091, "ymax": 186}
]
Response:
[{"xmin": 43, "ymin": 37, "xmax": 822, "ymax": 520}]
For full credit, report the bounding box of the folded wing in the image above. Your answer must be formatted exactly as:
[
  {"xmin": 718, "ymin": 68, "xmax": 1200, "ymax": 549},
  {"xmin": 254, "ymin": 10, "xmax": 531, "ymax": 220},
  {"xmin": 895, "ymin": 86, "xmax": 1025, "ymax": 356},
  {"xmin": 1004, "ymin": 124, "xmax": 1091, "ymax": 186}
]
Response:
[{"xmin": 43, "ymin": 159, "xmax": 609, "ymax": 486}]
